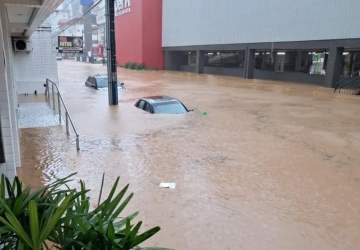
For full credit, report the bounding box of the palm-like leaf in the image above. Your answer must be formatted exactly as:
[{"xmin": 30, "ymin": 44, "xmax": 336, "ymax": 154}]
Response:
[{"xmin": 0, "ymin": 173, "xmax": 162, "ymax": 250}]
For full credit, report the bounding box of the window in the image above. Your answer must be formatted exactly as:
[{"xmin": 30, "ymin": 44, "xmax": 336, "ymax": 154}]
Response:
[
  {"xmin": 255, "ymin": 51, "xmax": 274, "ymax": 71},
  {"xmin": 205, "ymin": 51, "xmax": 245, "ymax": 68},
  {"xmin": 186, "ymin": 51, "xmax": 197, "ymax": 66},
  {"xmin": 95, "ymin": 76, "xmax": 108, "ymax": 88},
  {"xmin": 342, "ymin": 51, "xmax": 360, "ymax": 78},
  {"xmin": 137, "ymin": 100, "xmax": 146, "ymax": 110},
  {"xmin": 309, "ymin": 52, "xmax": 327, "ymax": 75},
  {"xmin": 153, "ymin": 102, "xmax": 187, "ymax": 114},
  {"xmin": 143, "ymin": 102, "xmax": 152, "ymax": 113},
  {"xmin": 255, "ymin": 50, "xmax": 327, "ymax": 75}
]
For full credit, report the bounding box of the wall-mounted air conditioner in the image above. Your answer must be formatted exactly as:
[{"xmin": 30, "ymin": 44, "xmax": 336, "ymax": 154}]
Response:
[{"xmin": 13, "ymin": 38, "xmax": 32, "ymax": 53}]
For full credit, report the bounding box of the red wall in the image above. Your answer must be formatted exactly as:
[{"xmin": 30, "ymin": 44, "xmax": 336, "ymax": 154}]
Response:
[
  {"xmin": 115, "ymin": 0, "xmax": 143, "ymax": 65},
  {"xmin": 115, "ymin": 0, "xmax": 163, "ymax": 69},
  {"xmin": 142, "ymin": 0, "xmax": 163, "ymax": 69}
]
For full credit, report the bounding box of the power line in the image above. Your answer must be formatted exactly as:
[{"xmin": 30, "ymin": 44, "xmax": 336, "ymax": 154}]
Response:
[{"xmin": 52, "ymin": 0, "xmax": 104, "ymax": 37}]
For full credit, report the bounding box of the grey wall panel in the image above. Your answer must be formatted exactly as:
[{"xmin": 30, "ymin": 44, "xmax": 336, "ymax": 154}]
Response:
[
  {"xmin": 203, "ymin": 67, "xmax": 244, "ymax": 77},
  {"xmin": 163, "ymin": 0, "xmax": 360, "ymax": 47},
  {"xmin": 253, "ymin": 70, "xmax": 326, "ymax": 85},
  {"xmin": 180, "ymin": 65, "xmax": 196, "ymax": 72}
]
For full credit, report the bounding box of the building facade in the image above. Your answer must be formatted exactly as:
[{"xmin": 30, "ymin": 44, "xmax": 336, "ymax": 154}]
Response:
[
  {"xmin": 115, "ymin": 0, "xmax": 163, "ymax": 69},
  {"xmin": 162, "ymin": 0, "xmax": 360, "ymax": 87},
  {"xmin": 0, "ymin": 0, "xmax": 63, "ymax": 179}
]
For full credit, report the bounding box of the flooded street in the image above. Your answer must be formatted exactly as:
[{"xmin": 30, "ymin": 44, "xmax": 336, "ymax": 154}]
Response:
[{"xmin": 19, "ymin": 60, "xmax": 360, "ymax": 250}]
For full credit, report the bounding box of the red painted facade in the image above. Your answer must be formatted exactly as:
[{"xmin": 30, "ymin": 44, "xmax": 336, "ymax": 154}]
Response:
[{"xmin": 115, "ymin": 0, "xmax": 163, "ymax": 69}]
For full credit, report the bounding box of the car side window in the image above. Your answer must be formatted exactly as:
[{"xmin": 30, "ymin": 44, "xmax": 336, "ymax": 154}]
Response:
[
  {"xmin": 144, "ymin": 102, "xmax": 151, "ymax": 112},
  {"xmin": 137, "ymin": 100, "xmax": 145, "ymax": 110}
]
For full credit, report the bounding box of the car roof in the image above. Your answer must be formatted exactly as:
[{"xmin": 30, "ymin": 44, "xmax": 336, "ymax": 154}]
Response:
[
  {"xmin": 140, "ymin": 96, "xmax": 181, "ymax": 104},
  {"xmin": 93, "ymin": 74, "xmax": 107, "ymax": 79}
]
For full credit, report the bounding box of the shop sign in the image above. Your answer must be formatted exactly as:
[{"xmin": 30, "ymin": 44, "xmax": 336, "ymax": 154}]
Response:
[{"xmin": 115, "ymin": 0, "xmax": 131, "ymax": 16}]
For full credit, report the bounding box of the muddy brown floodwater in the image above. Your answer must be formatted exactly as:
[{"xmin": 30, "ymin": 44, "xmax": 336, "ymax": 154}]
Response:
[{"xmin": 18, "ymin": 60, "xmax": 360, "ymax": 250}]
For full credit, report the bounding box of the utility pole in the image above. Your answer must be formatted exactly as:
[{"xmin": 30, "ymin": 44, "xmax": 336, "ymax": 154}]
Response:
[{"xmin": 105, "ymin": 0, "xmax": 118, "ymax": 105}]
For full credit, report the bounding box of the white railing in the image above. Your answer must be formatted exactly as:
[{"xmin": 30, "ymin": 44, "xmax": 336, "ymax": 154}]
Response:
[{"xmin": 45, "ymin": 79, "xmax": 80, "ymax": 151}]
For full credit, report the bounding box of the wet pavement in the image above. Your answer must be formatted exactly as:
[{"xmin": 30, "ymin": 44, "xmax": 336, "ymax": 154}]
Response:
[
  {"xmin": 18, "ymin": 60, "xmax": 360, "ymax": 250},
  {"xmin": 18, "ymin": 95, "xmax": 60, "ymax": 128}
]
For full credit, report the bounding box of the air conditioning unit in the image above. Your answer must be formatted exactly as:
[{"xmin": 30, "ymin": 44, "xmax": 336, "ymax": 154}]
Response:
[{"xmin": 13, "ymin": 38, "xmax": 31, "ymax": 52}]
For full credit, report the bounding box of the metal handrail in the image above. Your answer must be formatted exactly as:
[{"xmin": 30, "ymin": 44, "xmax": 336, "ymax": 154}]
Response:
[{"xmin": 45, "ymin": 79, "xmax": 80, "ymax": 151}]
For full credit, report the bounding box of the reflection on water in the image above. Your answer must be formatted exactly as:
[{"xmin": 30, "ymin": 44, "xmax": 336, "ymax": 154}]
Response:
[
  {"xmin": 18, "ymin": 96, "xmax": 60, "ymax": 128},
  {"xmin": 18, "ymin": 61, "xmax": 360, "ymax": 250}
]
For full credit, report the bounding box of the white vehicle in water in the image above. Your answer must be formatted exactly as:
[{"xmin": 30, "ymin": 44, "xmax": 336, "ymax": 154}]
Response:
[
  {"xmin": 85, "ymin": 74, "xmax": 125, "ymax": 90},
  {"xmin": 135, "ymin": 96, "xmax": 190, "ymax": 114}
]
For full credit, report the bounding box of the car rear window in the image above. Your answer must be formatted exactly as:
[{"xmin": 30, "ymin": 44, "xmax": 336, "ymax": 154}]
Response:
[
  {"xmin": 153, "ymin": 101, "xmax": 187, "ymax": 114},
  {"xmin": 96, "ymin": 77, "xmax": 108, "ymax": 88}
]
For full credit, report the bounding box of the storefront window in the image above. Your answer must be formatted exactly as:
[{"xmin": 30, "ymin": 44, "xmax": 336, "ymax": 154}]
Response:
[
  {"xmin": 205, "ymin": 51, "xmax": 245, "ymax": 68},
  {"xmin": 255, "ymin": 50, "xmax": 327, "ymax": 75},
  {"xmin": 342, "ymin": 51, "xmax": 360, "ymax": 78},
  {"xmin": 255, "ymin": 51, "xmax": 274, "ymax": 70},
  {"xmin": 309, "ymin": 52, "xmax": 327, "ymax": 75},
  {"xmin": 187, "ymin": 51, "xmax": 197, "ymax": 66}
]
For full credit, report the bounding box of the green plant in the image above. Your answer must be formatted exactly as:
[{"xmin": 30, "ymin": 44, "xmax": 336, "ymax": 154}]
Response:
[
  {"xmin": 0, "ymin": 174, "xmax": 163, "ymax": 250},
  {"xmin": 129, "ymin": 62, "xmax": 137, "ymax": 70},
  {"xmin": 124, "ymin": 62, "xmax": 145, "ymax": 70},
  {"xmin": 54, "ymin": 175, "xmax": 161, "ymax": 250},
  {"xmin": 0, "ymin": 174, "xmax": 79, "ymax": 249},
  {"xmin": 135, "ymin": 64, "xmax": 145, "ymax": 70}
]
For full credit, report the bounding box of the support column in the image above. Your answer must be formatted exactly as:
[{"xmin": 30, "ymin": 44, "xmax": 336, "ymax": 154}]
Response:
[
  {"xmin": 326, "ymin": 47, "xmax": 344, "ymax": 88},
  {"xmin": 195, "ymin": 50, "xmax": 205, "ymax": 74},
  {"xmin": 244, "ymin": 48, "xmax": 255, "ymax": 79}
]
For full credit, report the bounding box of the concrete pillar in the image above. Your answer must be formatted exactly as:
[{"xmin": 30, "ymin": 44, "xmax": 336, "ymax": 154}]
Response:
[
  {"xmin": 244, "ymin": 48, "xmax": 255, "ymax": 79},
  {"xmin": 195, "ymin": 50, "xmax": 205, "ymax": 74},
  {"xmin": 326, "ymin": 47, "xmax": 344, "ymax": 87}
]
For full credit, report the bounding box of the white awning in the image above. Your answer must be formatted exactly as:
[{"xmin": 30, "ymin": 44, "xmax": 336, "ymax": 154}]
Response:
[{"xmin": 3, "ymin": 0, "xmax": 64, "ymax": 37}]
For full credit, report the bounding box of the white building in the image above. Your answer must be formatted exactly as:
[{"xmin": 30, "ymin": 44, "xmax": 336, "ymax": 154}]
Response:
[{"xmin": 0, "ymin": 0, "xmax": 64, "ymax": 179}]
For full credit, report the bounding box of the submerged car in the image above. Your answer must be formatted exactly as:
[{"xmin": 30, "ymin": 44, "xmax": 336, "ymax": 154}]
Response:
[
  {"xmin": 135, "ymin": 96, "xmax": 190, "ymax": 114},
  {"xmin": 85, "ymin": 74, "xmax": 124, "ymax": 89}
]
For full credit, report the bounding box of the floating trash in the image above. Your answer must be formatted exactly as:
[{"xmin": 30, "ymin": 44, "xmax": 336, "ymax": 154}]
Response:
[{"xmin": 159, "ymin": 182, "xmax": 176, "ymax": 189}]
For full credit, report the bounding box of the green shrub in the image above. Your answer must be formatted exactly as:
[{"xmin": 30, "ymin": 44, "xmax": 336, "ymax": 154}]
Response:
[
  {"xmin": 124, "ymin": 62, "xmax": 145, "ymax": 70},
  {"xmin": 0, "ymin": 173, "xmax": 163, "ymax": 250},
  {"xmin": 124, "ymin": 62, "xmax": 132, "ymax": 69},
  {"xmin": 135, "ymin": 64, "xmax": 145, "ymax": 70}
]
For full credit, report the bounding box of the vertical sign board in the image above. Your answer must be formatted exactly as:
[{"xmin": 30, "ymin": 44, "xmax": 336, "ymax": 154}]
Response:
[
  {"xmin": 0, "ymin": 119, "xmax": 5, "ymax": 163},
  {"xmin": 106, "ymin": 0, "xmax": 118, "ymax": 105}
]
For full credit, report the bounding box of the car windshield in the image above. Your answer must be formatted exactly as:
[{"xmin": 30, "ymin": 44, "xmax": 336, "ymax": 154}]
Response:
[{"xmin": 153, "ymin": 101, "xmax": 187, "ymax": 114}]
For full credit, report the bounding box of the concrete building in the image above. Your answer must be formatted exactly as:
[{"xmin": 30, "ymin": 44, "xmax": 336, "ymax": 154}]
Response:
[
  {"xmin": 113, "ymin": 0, "xmax": 360, "ymax": 86},
  {"xmin": 0, "ymin": 0, "xmax": 63, "ymax": 179},
  {"xmin": 115, "ymin": 0, "xmax": 163, "ymax": 69},
  {"xmin": 162, "ymin": 0, "xmax": 360, "ymax": 87}
]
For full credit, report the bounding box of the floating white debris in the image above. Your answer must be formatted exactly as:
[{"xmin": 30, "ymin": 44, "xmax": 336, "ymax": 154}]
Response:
[{"xmin": 159, "ymin": 182, "xmax": 176, "ymax": 189}]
